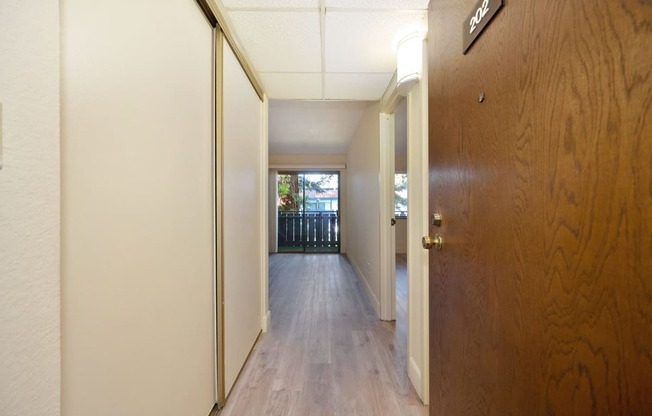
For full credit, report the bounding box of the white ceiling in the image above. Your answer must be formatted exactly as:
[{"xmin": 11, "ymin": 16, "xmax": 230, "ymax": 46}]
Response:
[
  {"xmin": 269, "ymin": 100, "xmax": 370, "ymax": 154},
  {"xmin": 220, "ymin": 0, "xmax": 428, "ymax": 154}
]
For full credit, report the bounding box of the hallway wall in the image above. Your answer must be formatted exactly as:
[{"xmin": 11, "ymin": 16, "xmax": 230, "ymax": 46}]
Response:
[
  {"xmin": 60, "ymin": 1, "xmax": 215, "ymax": 414},
  {"xmin": 0, "ymin": 1, "xmax": 60, "ymax": 415},
  {"xmin": 395, "ymin": 154, "xmax": 407, "ymax": 172},
  {"xmin": 395, "ymin": 219, "xmax": 407, "ymax": 254},
  {"xmin": 346, "ymin": 102, "xmax": 381, "ymax": 315}
]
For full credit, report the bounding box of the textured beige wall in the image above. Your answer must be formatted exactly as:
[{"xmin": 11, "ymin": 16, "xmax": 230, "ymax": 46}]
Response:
[
  {"xmin": 395, "ymin": 153, "xmax": 407, "ymax": 173},
  {"xmin": 0, "ymin": 1, "xmax": 60, "ymax": 415},
  {"xmin": 222, "ymin": 40, "xmax": 263, "ymax": 396},
  {"xmin": 346, "ymin": 102, "xmax": 381, "ymax": 315},
  {"xmin": 60, "ymin": 1, "xmax": 215, "ymax": 414},
  {"xmin": 395, "ymin": 218, "xmax": 408, "ymax": 254}
]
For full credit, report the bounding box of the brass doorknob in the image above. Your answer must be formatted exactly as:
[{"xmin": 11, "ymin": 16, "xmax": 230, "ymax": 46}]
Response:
[{"xmin": 422, "ymin": 235, "xmax": 443, "ymax": 251}]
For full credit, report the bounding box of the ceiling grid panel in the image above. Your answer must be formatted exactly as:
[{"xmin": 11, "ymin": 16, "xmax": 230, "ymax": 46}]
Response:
[
  {"xmin": 324, "ymin": 10, "xmax": 427, "ymax": 73},
  {"xmin": 218, "ymin": 0, "xmax": 430, "ymax": 153},
  {"xmin": 325, "ymin": 73, "xmax": 394, "ymax": 100},
  {"xmin": 222, "ymin": 0, "xmax": 319, "ymax": 8},
  {"xmin": 229, "ymin": 11, "xmax": 322, "ymax": 73},
  {"xmin": 325, "ymin": 0, "xmax": 429, "ymax": 9},
  {"xmin": 258, "ymin": 73, "xmax": 322, "ymax": 99}
]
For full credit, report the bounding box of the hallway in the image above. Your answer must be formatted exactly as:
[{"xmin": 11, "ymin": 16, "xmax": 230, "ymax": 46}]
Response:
[{"xmin": 220, "ymin": 254, "xmax": 427, "ymax": 416}]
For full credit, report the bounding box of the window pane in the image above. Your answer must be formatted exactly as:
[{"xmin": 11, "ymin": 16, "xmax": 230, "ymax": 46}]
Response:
[{"xmin": 395, "ymin": 173, "xmax": 408, "ymax": 217}]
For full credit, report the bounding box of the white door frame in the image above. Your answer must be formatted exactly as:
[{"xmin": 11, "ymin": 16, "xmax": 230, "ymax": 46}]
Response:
[{"xmin": 378, "ymin": 37, "xmax": 430, "ymax": 404}]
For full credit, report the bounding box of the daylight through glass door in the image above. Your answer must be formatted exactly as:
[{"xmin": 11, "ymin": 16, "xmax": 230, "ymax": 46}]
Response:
[{"xmin": 277, "ymin": 172, "xmax": 340, "ymax": 253}]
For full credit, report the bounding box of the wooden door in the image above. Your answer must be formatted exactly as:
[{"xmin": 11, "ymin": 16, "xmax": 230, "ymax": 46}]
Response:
[{"xmin": 427, "ymin": 0, "xmax": 652, "ymax": 414}]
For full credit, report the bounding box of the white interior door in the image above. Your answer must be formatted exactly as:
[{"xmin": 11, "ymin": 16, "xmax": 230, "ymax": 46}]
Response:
[{"xmin": 380, "ymin": 113, "xmax": 397, "ymax": 321}]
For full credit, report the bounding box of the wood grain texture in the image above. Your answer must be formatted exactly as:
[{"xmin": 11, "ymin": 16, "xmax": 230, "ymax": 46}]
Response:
[
  {"xmin": 428, "ymin": 0, "xmax": 652, "ymax": 414},
  {"xmin": 220, "ymin": 254, "xmax": 427, "ymax": 416}
]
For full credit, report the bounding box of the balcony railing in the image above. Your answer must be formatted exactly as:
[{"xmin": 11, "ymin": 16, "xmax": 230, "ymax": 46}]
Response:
[{"xmin": 278, "ymin": 210, "xmax": 339, "ymax": 250}]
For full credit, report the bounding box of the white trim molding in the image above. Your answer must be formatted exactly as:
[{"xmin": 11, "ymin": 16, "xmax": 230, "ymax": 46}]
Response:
[
  {"xmin": 269, "ymin": 164, "xmax": 345, "ymax": 170},
  {"xmin": 406, "ymin": 38, "xmax": 430, "ymax": 405},
  {"xmin": 378, "ymin": 38, "xmax": 430, "ymax": 405}
]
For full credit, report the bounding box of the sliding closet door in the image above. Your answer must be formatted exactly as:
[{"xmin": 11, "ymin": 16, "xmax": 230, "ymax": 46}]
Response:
[
  {"xmin": 61, "ymin": 1, "xmax": 215, "ymax": 414},
  {"xmin": 221, "ymin": 40, "xmax": 264, "ymax": 396}
]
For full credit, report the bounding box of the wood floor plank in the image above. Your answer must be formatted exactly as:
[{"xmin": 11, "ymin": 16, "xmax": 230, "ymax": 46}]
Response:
[{"xmin": 220, "ymin": 254, "xmax": 427, "ymax": 416}]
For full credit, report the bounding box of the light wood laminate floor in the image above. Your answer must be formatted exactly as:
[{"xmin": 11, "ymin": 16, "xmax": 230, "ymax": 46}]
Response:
[{"xmin": 220, "ymin": 254, "xmax": 427, "ymax": 416}]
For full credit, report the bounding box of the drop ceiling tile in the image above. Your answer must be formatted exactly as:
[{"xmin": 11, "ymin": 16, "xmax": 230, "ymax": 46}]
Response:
[
  {"xmin": 223, "ymin": 0, "xmax": 318, "ymax": 9},
  {"xmin": 259, "ymin": 73, "xmax": 322, "ymax": 99},
  {"xmin": 229, "ymin": 11, "xmax": 322, "ymax": 72},
  {"xmin": 325, "ymin": 11, "xmax": 426, "ymax": 73},
  {"xmin": 325, "ymin": 73, "xmax": 394, "ymax": 100},
  {"xmin": 326, "ymin": 0, "xmax": 429, "ymax": 9}
]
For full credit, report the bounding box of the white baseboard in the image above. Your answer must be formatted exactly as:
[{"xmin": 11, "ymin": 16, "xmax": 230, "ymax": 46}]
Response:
[
  {"xmin": 261, "ymin": 310, "xmax": 271, "ymax": 332},
  {"xmin": 409, "ymin": 356, "xmax": 426, "ymax": 404},
  {"xmin": 347, "ymin": 254, "xmax": 380, "ymax": 317}
]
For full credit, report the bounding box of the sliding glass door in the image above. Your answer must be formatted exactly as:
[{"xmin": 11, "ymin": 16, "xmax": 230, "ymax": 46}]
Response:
[{"xmin": 277, "ymin": 172, "xmax": 339, "ymax": 253}]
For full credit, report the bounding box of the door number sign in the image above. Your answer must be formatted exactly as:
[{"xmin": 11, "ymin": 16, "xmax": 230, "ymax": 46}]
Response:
[{"xmin": 463, "ymin": 0, "xmax": 504, "ymax": 54}]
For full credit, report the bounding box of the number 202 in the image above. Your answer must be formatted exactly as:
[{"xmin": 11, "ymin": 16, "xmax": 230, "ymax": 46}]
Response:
[{"xmin": 469, "ymin": 0, "xmax": 489, "ymax": 34}]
